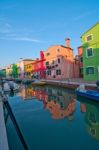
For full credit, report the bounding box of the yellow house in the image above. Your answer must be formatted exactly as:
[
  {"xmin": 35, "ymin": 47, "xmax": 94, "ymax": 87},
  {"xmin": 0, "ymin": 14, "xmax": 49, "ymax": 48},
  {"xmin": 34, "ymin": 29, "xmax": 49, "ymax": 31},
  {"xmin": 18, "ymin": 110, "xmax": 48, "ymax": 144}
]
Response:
[
  {"xmin": 18, "ymin": 59, "xmax": 34, "ymax": 79},
  {"xmin": 24, "ymin": 61, "xmax": 35, "ymax": 78}
]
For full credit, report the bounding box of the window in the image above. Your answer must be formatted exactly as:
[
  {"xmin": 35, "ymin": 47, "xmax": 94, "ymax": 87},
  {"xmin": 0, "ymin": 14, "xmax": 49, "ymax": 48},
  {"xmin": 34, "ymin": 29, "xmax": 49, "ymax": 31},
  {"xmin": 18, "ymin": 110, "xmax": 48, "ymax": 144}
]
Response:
[
  {"xmin": 46, "ymin": 52, "xmax": 50, "ymax": 56},
  {"xmin": 47, "ymin": 70, "xmax": 51, "ymax": 75},
  {"xmin": 58, "ymin": 58, "xmax": 60, "ymax": 63},
  {"xmin": 86, "ymin": 48, "xmax": 93, "ymax": 57},
  {"xmin": 52, "ymin": 60, "xmax": 54, "ymax": 64},
  {"xmin": 80, "ymin": 57, "xmax": 83, "ymax": 62},
  {"xmin": 90, "ymin": 128, "xmax": 96, "ymax": 136},
  {"xmin": 89, "ymin": 112, "xmax": 96, "ymax": 123},
  {"xmin": 46, "ymin": 61, "xmax": 49, "ymax": 66},
  {"xmin": 86, "ymin": 67, "xmax": 94, "ymax": 75},
  {"xmin": 86, "ymin": 35, "xmax": 93, "ymax": 41},
  {"xmin": 56, "ymin": 69, "xmax": 61, "ymax": 75},
  {"xmin": 57, "ymin": 48, "xmax": 60, "ymax": 52}
]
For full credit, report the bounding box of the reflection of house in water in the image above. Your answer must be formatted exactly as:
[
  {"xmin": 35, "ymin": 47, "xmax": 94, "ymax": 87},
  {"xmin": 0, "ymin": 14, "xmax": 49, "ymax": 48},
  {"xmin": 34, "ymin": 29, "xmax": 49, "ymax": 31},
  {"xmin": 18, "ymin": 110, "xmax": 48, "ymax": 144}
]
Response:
[
  {"xmin": 46, "ymin": 98, "xmax": 76, "ymax": 120},
  {"xmin": 80, "ymin": 103, "xmax": 86, "ymax": 113},
  {"xmin": 85, "ymin": 102, "xmax": 99, "ymax": 141},
  {"xmin": 20, "ymin": 85, "xmax": 48, "ymax": 107},
  {"xmin": 20, "ymin": 85, "xmax": 33, "ymax": 100},
  {"xmin": 78, "ymin": 96, "xmax": 99, "ymax": 141},
  {"xmin": 20, "ymin": 85, "xmax": 76, "ymax": 120},
  {"xmin": 45, "ymin": 87, "xmax": 76, "ymax": 120}
]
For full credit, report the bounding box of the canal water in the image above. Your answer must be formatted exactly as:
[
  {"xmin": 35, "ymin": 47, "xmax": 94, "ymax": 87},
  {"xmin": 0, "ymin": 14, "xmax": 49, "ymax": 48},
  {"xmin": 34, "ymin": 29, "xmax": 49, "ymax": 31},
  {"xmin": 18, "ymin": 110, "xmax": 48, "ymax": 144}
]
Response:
[{"xmin": 5, "ymin": 85, "xmax": 99, "ymax": 150}]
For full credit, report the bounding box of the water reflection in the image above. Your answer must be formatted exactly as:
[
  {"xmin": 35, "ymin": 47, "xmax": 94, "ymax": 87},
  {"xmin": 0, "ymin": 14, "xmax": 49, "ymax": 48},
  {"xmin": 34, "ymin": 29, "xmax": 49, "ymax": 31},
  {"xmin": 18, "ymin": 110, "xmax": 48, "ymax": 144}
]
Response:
[
  {"xmin": 20, "ymin": 85, "xmax": 99, "ymax": 141},
  {"xmin": 6, "ymin": 84, "xmax": 99, "ymax": 149},
  {"xmin": 19, "ymin": 85, "xmax": 76, "ymax": 120},
  {"xmin": 9, "ymin": 85, "xmax": 99, "ymax": 141},
  {"xmin": 77, "ymin": 96, "xmax": 99, "ymax": 141}
]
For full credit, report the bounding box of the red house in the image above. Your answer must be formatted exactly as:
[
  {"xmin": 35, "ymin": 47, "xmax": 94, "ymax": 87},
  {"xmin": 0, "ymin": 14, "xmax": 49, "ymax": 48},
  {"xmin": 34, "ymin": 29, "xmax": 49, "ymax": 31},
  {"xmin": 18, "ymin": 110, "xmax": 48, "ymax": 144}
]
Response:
[{"xmin": 33, "ymin": 51, "xmax": 46, "ymax": 79}]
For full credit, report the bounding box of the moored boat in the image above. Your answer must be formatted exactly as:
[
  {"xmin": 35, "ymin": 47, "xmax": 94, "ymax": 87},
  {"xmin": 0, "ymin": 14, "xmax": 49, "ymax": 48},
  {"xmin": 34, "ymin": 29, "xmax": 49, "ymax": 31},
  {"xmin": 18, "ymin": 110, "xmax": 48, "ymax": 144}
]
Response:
[
  {"xmin": 76, "ymin": 90, "xmax": 99, "ymax": 101},
  {"xmin": 0, "ymin": 81, "xmax": 19, "ymax": 92},
  {"xmin": 32, "ymin": 80, "xmax": 46, "ymax": 86}
]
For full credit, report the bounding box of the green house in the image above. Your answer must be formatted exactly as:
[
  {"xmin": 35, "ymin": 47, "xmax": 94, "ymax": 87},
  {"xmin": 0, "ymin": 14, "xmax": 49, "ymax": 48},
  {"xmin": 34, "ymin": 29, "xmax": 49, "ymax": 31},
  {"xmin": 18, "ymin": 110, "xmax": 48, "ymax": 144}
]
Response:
[
  {"xmin": 81, "ymin": 22, "xmax": 99, "ymax": 81},
  {"xmin": 0, "ymin": 69, "xmax": 6, "ymax": 77},
  {"xmin": 12, "ymin": 64, "xmax": 18, "ymax": 78}
]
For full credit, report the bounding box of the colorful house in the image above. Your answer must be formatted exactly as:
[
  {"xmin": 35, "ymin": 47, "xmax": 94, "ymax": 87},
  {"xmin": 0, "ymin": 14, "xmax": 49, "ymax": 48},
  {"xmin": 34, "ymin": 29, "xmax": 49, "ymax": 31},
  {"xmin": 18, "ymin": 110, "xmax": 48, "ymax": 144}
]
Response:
[
  {"xmin": 0, "ymin": 68, "xmax": 6, "ymax": 77},
  {"xmin": 18, "ymin": 59, "xmax": 34, "ymax": 79},
  {"xmin": 43, "ymin": 38, "xmax": 79, "ymax": 80},
  {"xmin": 32, "ymin": 51, "xmax": 45, "ymax": 79},
  {"xmin": 12, "ymin": 64, "xmax": 18, "ymax": 78},
  {"xmin": 81, "ymin": 22, "xmax": 99, "ymax": 81},
  {"xmin": 24, "ymin": 61, "xmax": 35, "ymax": 79},
  {"xmin": 5, "ymin": 64, "xmax": 13, "ymax": 78}
]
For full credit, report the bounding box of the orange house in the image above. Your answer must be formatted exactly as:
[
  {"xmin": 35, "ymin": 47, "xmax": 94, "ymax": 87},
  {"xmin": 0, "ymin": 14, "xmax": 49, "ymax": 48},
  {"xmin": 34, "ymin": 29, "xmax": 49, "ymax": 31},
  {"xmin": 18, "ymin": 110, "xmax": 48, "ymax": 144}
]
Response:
[{"xmin": 43, "ymin": 38, "xmax": 78, "ymax": 80}]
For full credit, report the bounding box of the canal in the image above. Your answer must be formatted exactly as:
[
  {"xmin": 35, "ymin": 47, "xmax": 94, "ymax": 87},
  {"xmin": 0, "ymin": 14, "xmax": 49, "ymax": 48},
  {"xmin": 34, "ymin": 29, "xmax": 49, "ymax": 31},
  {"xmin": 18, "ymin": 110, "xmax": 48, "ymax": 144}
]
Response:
[{"xmin": 5, "ymin": 85, "xmax": 99, "ymax": 150}]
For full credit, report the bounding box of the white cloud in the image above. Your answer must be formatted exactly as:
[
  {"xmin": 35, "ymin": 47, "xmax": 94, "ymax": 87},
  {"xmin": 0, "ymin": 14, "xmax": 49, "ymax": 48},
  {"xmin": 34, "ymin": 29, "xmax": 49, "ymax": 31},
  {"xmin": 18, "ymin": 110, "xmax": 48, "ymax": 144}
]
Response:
[
  {"xmin": 0, "ymin": 36, "xmax": 43, "ymax": 43},
  {"xmin": 13, "ymin": 37, "xmax": 41, "ymax": 42}
]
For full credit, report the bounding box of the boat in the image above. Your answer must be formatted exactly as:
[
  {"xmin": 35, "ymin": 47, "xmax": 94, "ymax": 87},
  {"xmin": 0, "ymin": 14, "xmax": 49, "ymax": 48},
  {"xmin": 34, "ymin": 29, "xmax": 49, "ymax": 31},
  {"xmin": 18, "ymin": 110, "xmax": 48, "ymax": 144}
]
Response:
[
  {"xmin": 14, "ymin": 79, "xmax": 22, "ymax": 83},
  {"xmin": 22, "ymin": 79, "xmax": 34, "ymax": 84},
  {"xmin": 2, "ymin": 81, "xmax": 19, "ymax": 92},
  {"xmin": 32, "ymin": 80, "xmax": 46, "ymax": 86},
  {"xmin": 76, "ymin": 89, "xmax": 99, "ymax": 101}
]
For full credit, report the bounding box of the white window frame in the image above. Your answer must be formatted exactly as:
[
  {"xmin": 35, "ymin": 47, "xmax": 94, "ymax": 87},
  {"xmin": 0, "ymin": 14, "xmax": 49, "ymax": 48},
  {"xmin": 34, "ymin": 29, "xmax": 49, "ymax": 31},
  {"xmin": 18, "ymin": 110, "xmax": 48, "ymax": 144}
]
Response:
[
  {"xmin": 86, "ymin": 34, "xmax": 93, "ymax": 42},
  {"xmin": 86, "ymin": 47, "xmax": 93, "ymax": 57},
  {"xmin": 86, "ymin": 66, "xmax": 94, "ymax": 75}
]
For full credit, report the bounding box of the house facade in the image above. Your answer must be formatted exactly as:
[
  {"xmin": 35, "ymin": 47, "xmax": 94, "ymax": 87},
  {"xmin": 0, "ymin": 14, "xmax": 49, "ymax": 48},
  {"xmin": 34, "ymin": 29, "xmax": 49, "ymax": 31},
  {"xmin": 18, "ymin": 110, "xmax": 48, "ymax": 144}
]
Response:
[
  {"xmin": 81, "ymin": 22, "xmax": 99, "ymax": 81},
  {"xmin": 32, "ymin": 51, "xmax": 45, "ymax": 79},
  {"xmin": 5, "ymin": 64, "xmax": 13, "ymax": 78},
  {"xmin": 18, "ymin": 59, "xmax": 34, "ymax": 79},
  {"xmin": 24, "ymin": 62, "xmax": 34, "ymax": 78},
  {"xmin": 0, "ymin": 68, "xmax": 6, "ymax": 77},
  {"xmin": 43, "ymin": 38, "xmax": 79, "ymax": 80}
]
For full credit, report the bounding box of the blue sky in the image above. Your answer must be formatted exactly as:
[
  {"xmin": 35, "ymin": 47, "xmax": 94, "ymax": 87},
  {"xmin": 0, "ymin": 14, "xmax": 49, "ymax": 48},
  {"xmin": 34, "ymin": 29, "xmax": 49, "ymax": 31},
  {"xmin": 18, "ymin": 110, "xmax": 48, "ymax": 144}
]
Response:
[{"xmin": 0, "ymin": 0, "xmax": 99, "ymax": 68}]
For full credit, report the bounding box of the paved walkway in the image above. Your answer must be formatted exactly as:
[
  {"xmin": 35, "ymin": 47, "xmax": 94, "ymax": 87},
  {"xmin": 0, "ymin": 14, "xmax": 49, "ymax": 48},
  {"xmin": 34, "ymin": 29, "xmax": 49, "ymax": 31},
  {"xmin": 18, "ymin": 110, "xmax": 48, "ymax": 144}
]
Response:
[
  {"xmin": 42, "ymin": 78, "xmax": 97, "ymax": 88},
  {"xmin": 0, "ymin": 97, "xmax": 9, "ymax": 150}
]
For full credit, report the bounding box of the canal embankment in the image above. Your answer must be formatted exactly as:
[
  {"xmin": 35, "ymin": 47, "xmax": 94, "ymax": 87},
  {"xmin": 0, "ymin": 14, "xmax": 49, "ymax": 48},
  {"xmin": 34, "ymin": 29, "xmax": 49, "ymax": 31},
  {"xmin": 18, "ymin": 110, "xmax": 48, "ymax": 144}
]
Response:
[
  {"xmin": 42, "ymin": 78, "xmax": 97, "ymax": 90},
  {"xmin": 0, "ymin": 97, "xmax": 9, "ymax": 150}
]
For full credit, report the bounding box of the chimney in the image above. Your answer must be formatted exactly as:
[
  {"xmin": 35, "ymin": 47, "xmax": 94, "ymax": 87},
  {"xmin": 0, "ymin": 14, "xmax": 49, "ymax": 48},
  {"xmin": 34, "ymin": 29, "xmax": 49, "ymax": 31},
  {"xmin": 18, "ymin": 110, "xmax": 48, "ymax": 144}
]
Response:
[
  {"xmin": 65, "ymin": 38, "xmax": 70, "ymax": 47},
  {"xmin": 40, "ymin": 51, "xmax": 44, "ymax": 60}
]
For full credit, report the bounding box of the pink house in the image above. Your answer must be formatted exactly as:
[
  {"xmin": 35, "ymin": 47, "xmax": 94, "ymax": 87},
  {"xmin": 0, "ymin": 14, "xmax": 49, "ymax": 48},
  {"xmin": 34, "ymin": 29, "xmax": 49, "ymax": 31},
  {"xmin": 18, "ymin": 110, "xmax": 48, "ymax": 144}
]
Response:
[{"xmin": 43, "ymin": 38, "xmax": 79, "ymax": 80}]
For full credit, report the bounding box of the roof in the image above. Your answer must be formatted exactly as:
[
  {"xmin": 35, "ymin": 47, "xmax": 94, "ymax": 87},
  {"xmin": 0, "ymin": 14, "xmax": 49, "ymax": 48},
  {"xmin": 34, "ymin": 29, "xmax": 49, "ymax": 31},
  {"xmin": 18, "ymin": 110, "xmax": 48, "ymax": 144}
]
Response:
[
  {"xmin": 78, "ymin": 45, "xmax": 82, "ymax": 49},
  {"xmin": 81, "ymin": 22, "xmax": 99, "ymax": 38},
  {"xmin": 60, "ymin": 45, "xmax": 73, "ymax": 50},
  {"xmin": 44, "ymin": 44, "xmax": 73, "ymax": 52},
  {"xmin": 22, "ymin": 59, "xmax": 34, "ymax": 61}
]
